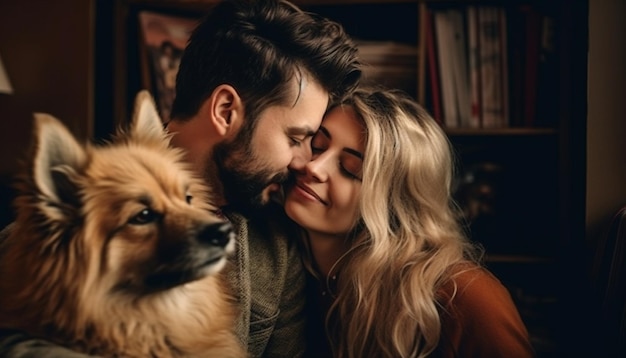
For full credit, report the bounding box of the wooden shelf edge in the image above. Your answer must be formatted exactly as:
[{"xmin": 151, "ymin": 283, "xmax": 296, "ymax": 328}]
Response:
[
  {"xmin": 484, "ymin": 254, "xmax": 555, "ymax": 264},
  {"xmin": 445, "ymin": 127, "xmax": 558, "ymax": 136}
]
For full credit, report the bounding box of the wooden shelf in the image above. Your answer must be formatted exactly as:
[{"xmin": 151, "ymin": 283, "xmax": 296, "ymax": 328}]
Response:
[
  {"xmin": 444, "ymin": 127, "xmax": 558, "ymax": 137},
  {"xmin": 485, "ymin": 254, "xmax": 555, "ymax": 264}
]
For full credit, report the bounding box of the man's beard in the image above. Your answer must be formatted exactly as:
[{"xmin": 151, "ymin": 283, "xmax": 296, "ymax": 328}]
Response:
[{"xmin": 212, "ymin": 137, "xmax": 289, "ymax": 216}]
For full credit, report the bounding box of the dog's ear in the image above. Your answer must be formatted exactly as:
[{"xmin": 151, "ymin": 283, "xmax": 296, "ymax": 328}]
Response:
[
  {"xmin": 129, "ymin": 90, "xmax": 169, "ymax": 146},
  {"xmin": 31, "ymin": 113, "xmax": 86, "ymax": 214}
]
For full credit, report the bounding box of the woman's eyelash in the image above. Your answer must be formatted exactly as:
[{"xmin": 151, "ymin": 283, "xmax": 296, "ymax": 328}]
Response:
[{"xmin": 340, "ymin": 166, "xmax": 361, "ymax": 181}]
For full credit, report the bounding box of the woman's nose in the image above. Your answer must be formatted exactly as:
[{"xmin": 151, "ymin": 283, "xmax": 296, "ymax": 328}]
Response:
[{"xmin": 304, "ymin": 154, "xmax": 330, "ymax": 182}]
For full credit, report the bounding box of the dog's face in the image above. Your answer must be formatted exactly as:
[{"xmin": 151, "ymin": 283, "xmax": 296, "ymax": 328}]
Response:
[
  {"xmin": 21, "ymin": 91, "xmax": 235, "ymax": 297},
  {"xmin": 83, "ymin": 144, "xmax": 235, "ymax": 295}
]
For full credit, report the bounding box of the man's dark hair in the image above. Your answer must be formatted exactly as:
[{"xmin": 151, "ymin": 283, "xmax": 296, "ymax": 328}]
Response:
[{"xmin": 171, "ymin": 0, "xmax": 361, "ymax": 124}]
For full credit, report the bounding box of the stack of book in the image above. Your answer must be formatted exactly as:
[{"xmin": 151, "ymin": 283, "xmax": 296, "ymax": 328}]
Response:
[
  {"xmin": 357, "ymin": 40, "xmax": 418, "ymax": 96},
  {"xmin": 423, "ymin": 4, "xmax": 557, "ymax": 129}
]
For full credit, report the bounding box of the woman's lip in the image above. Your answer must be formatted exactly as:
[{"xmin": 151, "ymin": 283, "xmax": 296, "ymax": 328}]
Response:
[{"xmin": 295, "ymin": 183, "xmax": 328, "ymax": 205}]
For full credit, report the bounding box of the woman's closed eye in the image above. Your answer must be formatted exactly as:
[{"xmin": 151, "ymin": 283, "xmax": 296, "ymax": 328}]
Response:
[
  {"xmin": 310, "ymin": 127, "xmax": 363, "ymax": 180},
  {"xmin": 311, "ymin": 145, "xmax": 325, "ymax": 154},
  {"xmin": 311, "ymin": 130, "xmax": 328, "ymax": 152},
  {"xmin": 340, "ymin": 166, "xmax": 361, "ymax": 181},
  {"xmin": 340, "ymin": 154, "xmax": 363, "ymax": 181}
]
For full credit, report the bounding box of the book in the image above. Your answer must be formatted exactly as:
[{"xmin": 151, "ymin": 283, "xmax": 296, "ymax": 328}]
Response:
[
  {"xmin": 434, "ymin": 10, "xmax": 459, "ymax": 127},
  {"xmin": 478, "ymin": 6, "xmax": 507, "ymax": 128},
  {"xmin": 467, "ymin": 5, "xmax": 482, "ymax": 128},
  {"xmin": 425, "ymin": 8, "xmax": 442, "ymax": 124},
  {"xmin": 138, "ymin": 11, "xmax": 199, "ymax": 122},
  {"xmin": 448, "ymin": 9, "xmax": 472, "ymax": 127}
]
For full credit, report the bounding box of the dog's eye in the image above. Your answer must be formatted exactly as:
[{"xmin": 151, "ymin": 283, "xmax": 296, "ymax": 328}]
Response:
[
  {"xmin": 128, "ymin": 208, "xmax": 160, "ymax": 225},
  {"xmin": 186, "ymin": 194, "xmax": 193, "ymax": 204}
]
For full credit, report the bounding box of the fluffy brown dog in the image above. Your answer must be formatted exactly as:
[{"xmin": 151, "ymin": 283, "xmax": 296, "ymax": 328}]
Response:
[{"xmin": 0, "ymin": 91, "xmax": 245, "ymax": 357}]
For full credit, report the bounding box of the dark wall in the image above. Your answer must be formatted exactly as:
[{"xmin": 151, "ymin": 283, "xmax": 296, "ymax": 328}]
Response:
[{"xmin": 0, "ymin": 0, "xmax": 94, "ymax": 228}]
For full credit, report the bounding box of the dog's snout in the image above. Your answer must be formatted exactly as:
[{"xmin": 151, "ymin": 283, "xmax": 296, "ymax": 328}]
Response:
[{"xmin": 198, "ymin": 222, "xmax": 233, "ymax": 247}]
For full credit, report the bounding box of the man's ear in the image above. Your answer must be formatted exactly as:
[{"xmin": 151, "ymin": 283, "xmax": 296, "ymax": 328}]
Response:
[{"xmin": 206, "ymin": 84, "xmax": 243, "ymax": 137}]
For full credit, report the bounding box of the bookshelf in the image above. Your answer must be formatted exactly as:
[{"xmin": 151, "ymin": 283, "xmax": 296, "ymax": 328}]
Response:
[{"xmin": 100, "ymin": 0, "xmax": 588, "ymax": 355}]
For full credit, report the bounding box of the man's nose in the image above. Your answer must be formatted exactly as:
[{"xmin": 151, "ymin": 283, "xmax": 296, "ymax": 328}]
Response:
[{"xmin": 289, "ymin": 145, "xmax": 312, "ymax": 171}]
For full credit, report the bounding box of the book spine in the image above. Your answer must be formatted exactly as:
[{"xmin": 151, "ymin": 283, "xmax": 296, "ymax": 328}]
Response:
[
  {"xmin": 426, "ymin": 8, "xmax": 443, "ymax": 124},
  {"xmin": 478, "ymin": 7, "xmax": 505, "ymax": 128},
  {"xmin": 467, "ymin": 5, "xmax": 482, "ymax": 128},
  {"xmin": 449, "ymin": 9, "xmax": 472, "ymax": 128},
  {"xmin": 434, "ymin": 10, "xmax": 459, "ymax": 127}
]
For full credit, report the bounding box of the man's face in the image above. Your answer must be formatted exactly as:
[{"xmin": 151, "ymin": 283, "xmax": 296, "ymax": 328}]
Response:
[{"xmin": 213, "ymin": 78, "xmax": 329, "ymax": 214}]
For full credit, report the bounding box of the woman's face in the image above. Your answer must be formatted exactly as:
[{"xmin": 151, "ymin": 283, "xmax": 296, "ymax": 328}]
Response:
[{"xmin": 285, "ymin": 105, "xmax": 365, "ymax": 235}]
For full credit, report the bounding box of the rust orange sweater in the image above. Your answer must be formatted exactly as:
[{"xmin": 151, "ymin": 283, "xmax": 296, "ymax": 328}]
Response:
[
  {"xmin": 433, "ymin": 266, "xmax": 535, "ymax": 357},
  {"xmin": 304, "ymin": 265, "xmax": 534, "ymax": 357}
]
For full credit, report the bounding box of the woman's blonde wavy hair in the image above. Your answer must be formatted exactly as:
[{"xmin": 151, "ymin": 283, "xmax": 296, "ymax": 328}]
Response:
[{"xmin": 324, "ymin": 87, "xmax": 482, "ymax": 358}]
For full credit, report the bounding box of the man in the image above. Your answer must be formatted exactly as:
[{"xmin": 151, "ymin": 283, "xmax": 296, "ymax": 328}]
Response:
[{"xmin": 0, "ymin": 0, "xmax": 361, "ymax": 357}]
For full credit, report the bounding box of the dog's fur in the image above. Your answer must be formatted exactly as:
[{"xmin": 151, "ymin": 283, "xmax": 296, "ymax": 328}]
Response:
[{"xmin": 0, "ymin": 91, "xmax": 245, "ymax": 357}]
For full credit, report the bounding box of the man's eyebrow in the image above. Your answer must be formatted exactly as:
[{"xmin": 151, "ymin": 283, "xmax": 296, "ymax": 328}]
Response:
[{"xmin": 287, "ymin": 126, "xmax": 317, "ymax": 137}]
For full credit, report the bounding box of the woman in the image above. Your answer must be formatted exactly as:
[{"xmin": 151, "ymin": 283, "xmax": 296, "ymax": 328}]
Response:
[{"xmin": 284, "ymin": 88, "xmax": 534, "ymax": 358}]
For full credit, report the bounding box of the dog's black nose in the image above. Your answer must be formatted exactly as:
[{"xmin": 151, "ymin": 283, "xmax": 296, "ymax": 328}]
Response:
[{"xmin": 198, "ymin": 222, "xmax": 233, "ymax": 247}]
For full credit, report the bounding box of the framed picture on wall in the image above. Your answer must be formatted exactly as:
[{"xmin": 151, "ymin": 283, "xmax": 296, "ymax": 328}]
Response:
[{"xmin": 138, "ymin": 11, "xmax": 199, "ymax": 122}]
